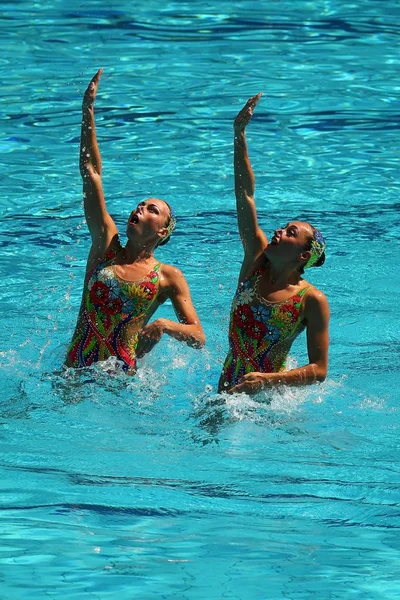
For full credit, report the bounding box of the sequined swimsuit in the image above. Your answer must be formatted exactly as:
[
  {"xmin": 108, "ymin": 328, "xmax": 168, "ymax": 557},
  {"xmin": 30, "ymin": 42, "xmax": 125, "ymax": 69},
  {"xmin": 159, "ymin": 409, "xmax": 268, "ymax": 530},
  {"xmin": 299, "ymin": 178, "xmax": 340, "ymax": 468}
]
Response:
[
  {"xmin": 219, "ymin": 267, "xmax": 311, "ymax": 390},
  {"xmin": 66, "ymin": 247, "xmax": 161, "ymax": 371}
]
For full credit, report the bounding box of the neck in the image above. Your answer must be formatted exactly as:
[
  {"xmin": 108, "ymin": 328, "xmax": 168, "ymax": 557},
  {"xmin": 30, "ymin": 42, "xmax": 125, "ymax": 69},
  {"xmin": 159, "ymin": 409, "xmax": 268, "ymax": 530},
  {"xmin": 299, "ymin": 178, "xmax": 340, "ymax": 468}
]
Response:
[
  {"xmin": 268, "ymin": 261, "xmax": 301, "ymax": 287},
  {"xmin": 124, "ymin": 240, "xmax": 155, "ymax": 264}
]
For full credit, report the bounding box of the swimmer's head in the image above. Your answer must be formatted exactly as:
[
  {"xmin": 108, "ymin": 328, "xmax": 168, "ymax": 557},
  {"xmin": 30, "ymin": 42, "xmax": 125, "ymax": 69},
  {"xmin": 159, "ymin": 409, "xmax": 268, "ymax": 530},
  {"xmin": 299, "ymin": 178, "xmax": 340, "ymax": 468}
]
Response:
[
  {"xmin": 156, "ymin": 201, "xmax": 176, "ymax": 247},
  {"xmin": 302, "ymin": 227, "xmax": 326, "ymax": 271},
  {"xmin": 126, "ymin": 198, "xmax": 176, "ymax": 247},
  {"xmin": 264, "ymin": 221, "xmax": 326, "ymax": 273}
]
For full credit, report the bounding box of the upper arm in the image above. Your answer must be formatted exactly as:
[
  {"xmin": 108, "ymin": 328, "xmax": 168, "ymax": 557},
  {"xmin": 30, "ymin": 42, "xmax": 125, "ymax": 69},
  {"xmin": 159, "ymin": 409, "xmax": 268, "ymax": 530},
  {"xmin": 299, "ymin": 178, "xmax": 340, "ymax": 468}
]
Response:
[
  {"xmin": 236, "ymin": 191, "xmax": 269, "ymax": 261},
  {"xmin": 236, "ymin": 192, "xmax": 268, "ymax": 283},
  {"xmin": 304, "ymin": 290, "xmax": 330, "ymax": 378},
  {"xmin": 163, "ymin": 266, "xmax": 203, "ymax": 327},
  {"xmin": 82, "ymin": 164, "xmax": 118, "ymax": 250}
]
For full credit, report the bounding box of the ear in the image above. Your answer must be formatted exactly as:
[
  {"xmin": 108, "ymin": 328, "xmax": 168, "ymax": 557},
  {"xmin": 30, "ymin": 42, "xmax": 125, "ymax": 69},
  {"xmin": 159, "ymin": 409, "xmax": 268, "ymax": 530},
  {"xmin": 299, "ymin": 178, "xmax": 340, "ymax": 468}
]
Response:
[
  {"xmin": 156, "ymin": 226, "xmax": 169, "ymax": 242},
  {"xmin": 300, "ymin": 250, "xmax": 311, "ymax": 265}
]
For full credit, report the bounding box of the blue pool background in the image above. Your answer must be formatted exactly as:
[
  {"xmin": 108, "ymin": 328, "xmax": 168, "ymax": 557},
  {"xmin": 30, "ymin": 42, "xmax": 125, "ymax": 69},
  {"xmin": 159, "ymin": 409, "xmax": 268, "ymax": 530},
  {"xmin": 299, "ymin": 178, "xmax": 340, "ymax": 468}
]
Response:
[{"xmin": 1, "ymin": 0, "xmax": 400, "ymax": 598}]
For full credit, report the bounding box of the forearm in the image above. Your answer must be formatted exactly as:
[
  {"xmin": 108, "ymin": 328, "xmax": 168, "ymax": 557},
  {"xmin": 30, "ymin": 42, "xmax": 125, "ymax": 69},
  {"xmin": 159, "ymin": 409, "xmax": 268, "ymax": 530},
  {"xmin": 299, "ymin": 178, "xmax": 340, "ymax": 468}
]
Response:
[
  {"xmin": 234, "ymin": 130, "xmax": 255, "ymax": 200},
  {"xmin": 264, "ymin": 363, "xmax": 326, "ymax": 387},
  {"xmin": 80, "ymin": 104, "xmax": 102, "ymax": 178},
  {"xmin": 162, "ymin": 319, "xmax": 205, "ymax": 348}
]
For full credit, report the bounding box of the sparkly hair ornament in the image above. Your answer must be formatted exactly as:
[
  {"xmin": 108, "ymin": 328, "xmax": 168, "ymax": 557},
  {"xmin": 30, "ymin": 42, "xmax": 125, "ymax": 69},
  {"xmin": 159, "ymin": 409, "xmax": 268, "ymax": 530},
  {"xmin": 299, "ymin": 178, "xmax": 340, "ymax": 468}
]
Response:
[
  {"xmin": 165, "ymin": 208, "xmax": 176, "ymax": 239},
  {"xmin": 304, "ymin": 229, "xmax": 326, "ymax": 269},
  {"xmin": 159, "ymin": 206, "xmax": 176, "ymax": 245}
]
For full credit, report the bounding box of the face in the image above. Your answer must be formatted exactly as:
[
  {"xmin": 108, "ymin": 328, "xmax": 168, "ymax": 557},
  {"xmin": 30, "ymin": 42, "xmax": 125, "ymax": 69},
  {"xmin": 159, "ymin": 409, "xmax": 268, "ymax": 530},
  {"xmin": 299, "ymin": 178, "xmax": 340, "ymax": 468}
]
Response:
[
  {"xmin": 264, "ymin": 221, "xmax": 314, "ymax": 265},
  {"xmin": 126, "ymin": 198, "xmax": 170, "ymax": 243}
]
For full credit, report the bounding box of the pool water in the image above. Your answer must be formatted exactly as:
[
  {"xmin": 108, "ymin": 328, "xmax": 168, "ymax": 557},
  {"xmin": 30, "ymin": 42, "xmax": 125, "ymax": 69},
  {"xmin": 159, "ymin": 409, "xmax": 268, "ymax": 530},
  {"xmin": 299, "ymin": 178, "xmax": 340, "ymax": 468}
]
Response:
[{"xmin": 1, "ymin": 1, "xmax": 400, "ymax": 598}]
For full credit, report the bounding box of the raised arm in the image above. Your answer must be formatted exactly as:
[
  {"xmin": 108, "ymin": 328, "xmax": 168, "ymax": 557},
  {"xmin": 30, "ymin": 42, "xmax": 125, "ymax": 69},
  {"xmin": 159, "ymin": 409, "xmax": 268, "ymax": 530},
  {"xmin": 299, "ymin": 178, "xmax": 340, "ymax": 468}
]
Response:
[
  {"xmin": 135, "ymin": 266, "xmax": 205, "ymax": 358},
  {"xmin": 80, "ymin": 69, "xmax": 118, "ymax": 260},
  {"xmin": 234, "ymin": 94, "xmax": 268, "ymax": 277}
]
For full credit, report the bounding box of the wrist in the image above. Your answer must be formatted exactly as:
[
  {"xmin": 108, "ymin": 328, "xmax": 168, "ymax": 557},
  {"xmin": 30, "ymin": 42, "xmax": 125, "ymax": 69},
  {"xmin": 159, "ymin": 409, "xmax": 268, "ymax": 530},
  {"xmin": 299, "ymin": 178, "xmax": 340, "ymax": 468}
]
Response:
[
  {"xmin": 262, "ymin": 373, "xmax": 282, "ymax": 387},
  {"xmin": 156, "ymin": 318, "xmax": 168, "ymax": 334}
]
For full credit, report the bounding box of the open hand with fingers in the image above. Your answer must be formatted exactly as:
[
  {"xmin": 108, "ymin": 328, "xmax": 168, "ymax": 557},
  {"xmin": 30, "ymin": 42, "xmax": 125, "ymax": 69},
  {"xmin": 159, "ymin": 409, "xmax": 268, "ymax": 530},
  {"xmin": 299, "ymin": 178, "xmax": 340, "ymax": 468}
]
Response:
[
  {"xmin": 83, "ymin": 68, "xmax": 103, "ymax": 109},
  {"xmin": 234, "ymin": 92, "xmax": 263, "ymax": 133}
]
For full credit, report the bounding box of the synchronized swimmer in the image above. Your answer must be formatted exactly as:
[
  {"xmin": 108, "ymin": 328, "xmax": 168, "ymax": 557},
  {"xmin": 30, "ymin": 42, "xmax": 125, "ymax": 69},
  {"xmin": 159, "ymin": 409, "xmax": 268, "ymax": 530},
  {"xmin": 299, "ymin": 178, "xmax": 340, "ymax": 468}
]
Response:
[
  {"xmin": 66, "ymin": 71, "xmax": 330, "ymax": 394},
  {"xmin": 66, "ymin": 70, "xmax": 205, "ymax": 374},
  {"xmin": 219, "ymin": 94, "xmax": 329, "ymax": 394}
]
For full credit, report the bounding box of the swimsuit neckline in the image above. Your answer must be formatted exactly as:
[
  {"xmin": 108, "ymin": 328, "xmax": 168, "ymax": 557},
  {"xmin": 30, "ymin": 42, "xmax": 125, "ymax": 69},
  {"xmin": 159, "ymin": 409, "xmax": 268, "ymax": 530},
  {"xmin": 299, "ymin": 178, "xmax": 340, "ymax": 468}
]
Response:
[
  {"xmin": 111, "ymin": 262, "xmax": 161, "ymax": 284},
  {"xmin": 255, "ymin": 272, "xmax": 311, "ymax": 306}
]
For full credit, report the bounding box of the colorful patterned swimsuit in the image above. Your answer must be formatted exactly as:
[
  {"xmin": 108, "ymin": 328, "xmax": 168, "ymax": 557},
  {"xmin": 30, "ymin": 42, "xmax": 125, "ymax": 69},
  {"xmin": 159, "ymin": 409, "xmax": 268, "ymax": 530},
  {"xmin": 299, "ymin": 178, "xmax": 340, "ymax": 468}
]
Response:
[
  {"xmin": 219, "ymin": 267, "xmax": 311, "ymax": 390},
  {"xmin": 67, "ymin": 248, "xmax": 161, "ymax": 371}
]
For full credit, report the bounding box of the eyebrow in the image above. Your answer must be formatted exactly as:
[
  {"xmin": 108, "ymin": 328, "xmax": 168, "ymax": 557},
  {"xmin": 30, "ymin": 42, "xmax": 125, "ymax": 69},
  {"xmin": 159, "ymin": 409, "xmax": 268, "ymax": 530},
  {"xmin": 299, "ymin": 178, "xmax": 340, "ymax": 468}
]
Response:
[{"xmin": 142, "ymin": 201, "xmax": 160, "ymax": 211}]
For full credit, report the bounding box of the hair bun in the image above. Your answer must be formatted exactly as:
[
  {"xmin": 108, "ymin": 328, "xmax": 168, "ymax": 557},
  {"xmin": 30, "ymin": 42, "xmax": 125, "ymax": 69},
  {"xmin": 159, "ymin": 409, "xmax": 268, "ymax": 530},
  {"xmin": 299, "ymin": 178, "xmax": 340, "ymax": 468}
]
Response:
[{"xmin": 313, "ymin": 252, "xmax": 325, "ymax": 268}]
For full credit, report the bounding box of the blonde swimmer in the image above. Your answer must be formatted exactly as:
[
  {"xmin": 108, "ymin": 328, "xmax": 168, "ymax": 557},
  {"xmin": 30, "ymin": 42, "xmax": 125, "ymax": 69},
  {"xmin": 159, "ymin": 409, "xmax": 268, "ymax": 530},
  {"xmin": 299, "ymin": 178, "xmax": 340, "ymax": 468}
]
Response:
[{"xmin": 66, "ymin": 70, "xmax": 205, "ymax": 373}]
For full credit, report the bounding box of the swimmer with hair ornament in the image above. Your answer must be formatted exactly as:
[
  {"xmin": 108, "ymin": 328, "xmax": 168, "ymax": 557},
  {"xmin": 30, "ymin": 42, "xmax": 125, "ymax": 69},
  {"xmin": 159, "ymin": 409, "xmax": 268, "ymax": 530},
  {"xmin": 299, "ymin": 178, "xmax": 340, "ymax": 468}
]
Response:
[
  {"xmin": 219, "ymin": 93, "xmax": 330, "ymax": 395},
  {"xmin": 66, "ymin": 70, "xmax": 205, "ymax": 373}
]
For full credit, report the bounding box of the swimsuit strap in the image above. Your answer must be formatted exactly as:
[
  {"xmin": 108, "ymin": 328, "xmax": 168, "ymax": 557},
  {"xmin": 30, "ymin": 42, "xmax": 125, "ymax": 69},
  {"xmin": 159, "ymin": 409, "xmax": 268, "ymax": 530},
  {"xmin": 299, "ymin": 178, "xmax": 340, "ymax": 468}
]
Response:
[
  {"xmin": 248, "ymin": 264, "xmax": 267, "ymax": 281},
  {"xmin": 87, "ymin": 241, "xmax": 122, "ymax": 280}
]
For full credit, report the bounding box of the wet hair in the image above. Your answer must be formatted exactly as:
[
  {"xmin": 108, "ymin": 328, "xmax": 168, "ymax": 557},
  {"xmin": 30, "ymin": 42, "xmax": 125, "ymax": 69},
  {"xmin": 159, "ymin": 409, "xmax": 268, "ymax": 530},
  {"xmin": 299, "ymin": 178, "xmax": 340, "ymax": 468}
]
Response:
[
  {"xmin": 157, "ymin": 201, "xmax": 176, "ymax": 247},
  {"xmin": 299, "ymin": 225, "xmax": 326, "ymax": 274}
]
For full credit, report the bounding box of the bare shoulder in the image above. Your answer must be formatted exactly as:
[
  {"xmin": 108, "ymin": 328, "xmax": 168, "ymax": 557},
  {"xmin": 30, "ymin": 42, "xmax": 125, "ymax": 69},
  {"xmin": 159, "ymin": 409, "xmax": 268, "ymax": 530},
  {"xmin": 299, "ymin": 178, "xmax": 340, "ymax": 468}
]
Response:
[
  {"xmin": 303, "ymin": 284, "xmax": 330, "ymax": 318},
  {"xmin": 304, "ymin": 284, "xmax": 328, "ymax": 301},
  {"xmin": 159, "ymin": 263, "xmax": 188, "ymax": 290}
]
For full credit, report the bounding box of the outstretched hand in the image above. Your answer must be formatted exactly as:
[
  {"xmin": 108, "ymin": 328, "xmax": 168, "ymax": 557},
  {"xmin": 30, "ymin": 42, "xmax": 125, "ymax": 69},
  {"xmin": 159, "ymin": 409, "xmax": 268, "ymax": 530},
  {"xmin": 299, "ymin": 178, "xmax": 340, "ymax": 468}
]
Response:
[
  {"xmin": 234, "ymin": 92, "xmax": 263, "ymax": 133},
  {"xmin": 82, "ymin": 68, "xmax": 103, "ymax": 109}
]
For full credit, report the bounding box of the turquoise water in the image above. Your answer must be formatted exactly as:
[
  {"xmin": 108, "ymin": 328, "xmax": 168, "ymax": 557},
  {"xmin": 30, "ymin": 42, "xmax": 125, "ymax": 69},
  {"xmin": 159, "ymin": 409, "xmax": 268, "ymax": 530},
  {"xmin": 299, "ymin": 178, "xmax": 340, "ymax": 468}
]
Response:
[{"xmin": 1, "ymin": 0, "xmax": 400, "ymax": 597}]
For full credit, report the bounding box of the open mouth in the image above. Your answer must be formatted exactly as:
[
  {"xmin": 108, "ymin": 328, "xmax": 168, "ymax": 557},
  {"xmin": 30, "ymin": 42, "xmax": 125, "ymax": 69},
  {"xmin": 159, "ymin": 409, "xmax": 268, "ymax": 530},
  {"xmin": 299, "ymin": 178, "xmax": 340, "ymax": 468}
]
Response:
[{"xmin": 130, "ymin": 214, "xmax": 139, "ymax": 225}]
